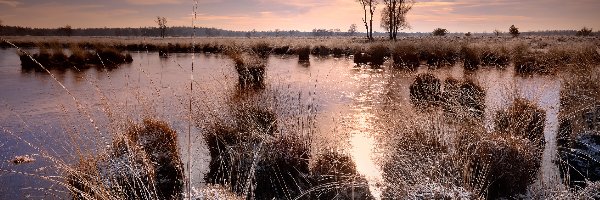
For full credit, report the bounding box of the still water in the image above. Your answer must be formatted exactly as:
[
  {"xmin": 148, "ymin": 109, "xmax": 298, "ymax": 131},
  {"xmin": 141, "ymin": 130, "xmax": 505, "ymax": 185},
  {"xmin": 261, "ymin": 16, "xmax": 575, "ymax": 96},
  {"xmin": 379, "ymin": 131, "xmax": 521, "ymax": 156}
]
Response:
[{"xmin": 0, "ymin": 48, "xmax": 561, "ymax": 199}]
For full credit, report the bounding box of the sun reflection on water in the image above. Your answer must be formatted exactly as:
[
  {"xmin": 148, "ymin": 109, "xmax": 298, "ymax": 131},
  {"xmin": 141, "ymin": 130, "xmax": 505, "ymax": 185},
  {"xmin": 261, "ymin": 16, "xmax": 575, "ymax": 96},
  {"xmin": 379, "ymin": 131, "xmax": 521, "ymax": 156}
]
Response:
[{"xmin": 349, "ymin": 111, "xmax": 383, "ymax": 200}]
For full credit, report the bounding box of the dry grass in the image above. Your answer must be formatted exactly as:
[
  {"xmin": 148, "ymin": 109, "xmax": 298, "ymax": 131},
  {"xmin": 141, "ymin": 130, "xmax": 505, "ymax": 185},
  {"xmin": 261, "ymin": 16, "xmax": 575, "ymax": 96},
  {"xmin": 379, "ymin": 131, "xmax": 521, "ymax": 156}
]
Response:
[
  {"xmin": 409, "ymin": 73, "xmax": 441, "ymax": 108},
  {"xmin": 495, "ymin": 98, "xmax": 547, "ymax": 149},
  {"xmin": 6, "ymin": 35, "xmax": 599, "ymax": 71},
  {"xmin": 68, "ymin": 119, "xmax": 184, "ymax": 199}
]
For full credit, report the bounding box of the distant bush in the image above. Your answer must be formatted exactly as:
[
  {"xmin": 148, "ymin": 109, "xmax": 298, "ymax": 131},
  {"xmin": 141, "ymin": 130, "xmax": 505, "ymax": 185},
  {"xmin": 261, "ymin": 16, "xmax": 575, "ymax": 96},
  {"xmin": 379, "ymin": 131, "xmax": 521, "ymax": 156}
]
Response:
[
  {"xmin": 576, "ymin": 27, "xmax": 593, "ymax": 37},
  {"xmin": 432, "ymin": 28, "xmax": 448, "ymax": 36}
]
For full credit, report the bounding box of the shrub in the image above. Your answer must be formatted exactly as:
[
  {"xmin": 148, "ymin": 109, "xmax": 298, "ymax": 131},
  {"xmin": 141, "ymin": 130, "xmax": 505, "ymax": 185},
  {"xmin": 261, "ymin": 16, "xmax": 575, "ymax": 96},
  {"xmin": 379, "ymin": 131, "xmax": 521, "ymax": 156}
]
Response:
[
  {"xmin": 391, "ymin": 42, "xmax": 420, "ymax": 69},
  {"xmin": 432, "ymin": 28, "xmax": 448, "ymax": 36},
  {"xmin": 576, "ymin": 27, "xmax": 593, "ymax": 37},
  {"xmin": 509, "ymin": 25, "xmax": 520, "ymax": 38},
  {"xmin": 410, "ymin": 73, "xmax": 441, "ymax": 107}
]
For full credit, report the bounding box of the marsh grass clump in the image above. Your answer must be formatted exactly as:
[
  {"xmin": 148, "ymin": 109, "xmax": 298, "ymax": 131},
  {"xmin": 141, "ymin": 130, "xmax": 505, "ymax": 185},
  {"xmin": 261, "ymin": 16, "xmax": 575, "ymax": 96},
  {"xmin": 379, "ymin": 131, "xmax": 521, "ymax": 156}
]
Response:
[
  {"xmin": 18, "ymin": 44, "xmax": 132, "ymax": 71},
  {"xmin": 495, "ymin": 98, "xmax": 546, "ymax": 149},
  {"xmin": 441, "ymin": 79, "xmax": 486, "ymax": 119},
  {"xmin": 419, "ymin": 41, "xmax": 458, "ymax": 68},
  {"xmin": 353, "ymin": 44, "xmax": 389, "ymax": 66},
  {"xmin": 228, "ymin": 51, "xmax": 267, "ymax": 89},
  {"xmin": 272, "ymin": 45, "xmax": 291, "ymax": 55},
  {"xmin": 311, "ymin": 45, "xmax": 331, "ymax": 57},
  {"xmin": 410, "ymin": 73, "xmax": 441, "ymax": 108},
  {"xmin": 308, "ymin": 151, "xmax": 373, "ymax": 199},
  {"xmin": 251, "ymin": 42, "xmax": 272, "ymax": 58},
  {"xmin": 202, "ymin": 89, "xmax": 320, "ymax": 199},
  {"xmin": 68, "ymin": 119, "xmax": 184, "ymax": 200},
  {"xmin": 297, "ymin": 45, "xmax": 311, "ymax": 62},
  {"xmin": 391, "ymin": 42, "xmax": 420, "ymax": 69},
  {"xmin": 480, "ymin": 45, "xmax": 510, "ymax": 67},
  {"xmin": 458, "ymin": 133, "xmax": 542, "ymax": 199},
  {"xmin": 460, "ymin": 45, "xmax": 480, "ymax": 71},
  {"xmin": 368, "ymin": 44, "xmax": 389, "ymax": 66}
]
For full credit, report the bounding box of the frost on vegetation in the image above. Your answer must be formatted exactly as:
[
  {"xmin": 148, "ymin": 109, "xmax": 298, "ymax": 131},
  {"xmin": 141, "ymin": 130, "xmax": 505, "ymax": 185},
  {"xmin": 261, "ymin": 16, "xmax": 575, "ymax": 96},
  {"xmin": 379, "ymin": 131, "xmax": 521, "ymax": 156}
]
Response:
[
  {"xmin": 68, "ymin": 119, "xmax": 184, "ymax": 200},
  {"xmin": 10, "ymin": 155, "xmax": 35, "ymax": 165}
]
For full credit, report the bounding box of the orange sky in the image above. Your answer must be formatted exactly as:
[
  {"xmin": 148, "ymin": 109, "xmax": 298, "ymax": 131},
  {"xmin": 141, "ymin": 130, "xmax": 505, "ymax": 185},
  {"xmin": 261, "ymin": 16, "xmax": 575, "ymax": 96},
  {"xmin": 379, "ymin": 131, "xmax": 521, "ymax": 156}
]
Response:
[{"xmin": 1, "ymin": 0, "xmax": 599, "ymax": 33}]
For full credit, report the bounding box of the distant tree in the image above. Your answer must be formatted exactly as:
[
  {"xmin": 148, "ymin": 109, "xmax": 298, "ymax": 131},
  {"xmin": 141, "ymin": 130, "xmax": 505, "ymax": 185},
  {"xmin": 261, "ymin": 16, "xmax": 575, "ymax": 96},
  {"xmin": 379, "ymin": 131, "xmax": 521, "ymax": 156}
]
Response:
[
  {"xmin": 576, "ymin": 27, "xmax": 593, "ymax": 36},
  {"xmin": 509, "ymin": 25, "xmax": 519, "ymax": 37},
  {"xmin": 155, "ymin": 16, "xmax": 167, "ymax": 38},
  {"xmin": 432, "ymin": 28, "xmax": 447, "ymax": 36},
  {"xmin": 357, "ymin": 0, "xmax": 378, "ymax": 40},
  {"xmin": 348, "ymin": 24, "xmax": 357, "ymax": 36},
  {"xmin": 465, "ymin": 32, "xmax": 472, "ymax": 37},
  {"xmin": 493, "ymin": 29, "xmax": 502, "ymax": 37},
  {"xmin": 381, "ymin": 0, "xmax": 414, "ymax": 40},
  {"xmin": 62, "ymin": 25, "xmax": 73, "ymax": 36}
]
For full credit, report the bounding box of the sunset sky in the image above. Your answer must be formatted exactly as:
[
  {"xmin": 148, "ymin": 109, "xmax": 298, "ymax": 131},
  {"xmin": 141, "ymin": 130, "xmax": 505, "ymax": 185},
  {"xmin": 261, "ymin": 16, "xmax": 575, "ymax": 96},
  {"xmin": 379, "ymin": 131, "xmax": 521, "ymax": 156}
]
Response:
[{"xmin": 1, "ymin": 0, "xmax": 599, "ymax": 33}]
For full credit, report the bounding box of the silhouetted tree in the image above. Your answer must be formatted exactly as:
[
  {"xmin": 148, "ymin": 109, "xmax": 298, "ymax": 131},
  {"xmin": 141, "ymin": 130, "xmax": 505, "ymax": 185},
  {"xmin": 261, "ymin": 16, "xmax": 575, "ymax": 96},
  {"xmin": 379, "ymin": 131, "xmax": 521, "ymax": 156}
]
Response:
[
  {"xmin": 348, "ymin": 24, "xmax": 357, "ymax": 36},
  {"xmin": 432, "ymin": 28, "xmax": 447, "ymax": 36},
  {"xmin": 576, "ymin": 27, "xmax": 593, "ymax": 36},
  {"xmin": 465, "ymin": 32, "xmax": 472, "ymax": 37},
  {"xmin": 60, "ymin": 25, "xmax": 73, "ymax": 36},
  {"xmin": 357, "ymin": 0, "xmax": 378, "ymax": 40},
  {"xmin": 381, "ymin": 0, "xmax": 413, "ymax": 40},
  {"xmin": 155, "ymin": 16, "xmax": 167, "ymax": 38},
  {"xmin": 509, "ymin": 25, "xmax": 519, "ymax": 37}
]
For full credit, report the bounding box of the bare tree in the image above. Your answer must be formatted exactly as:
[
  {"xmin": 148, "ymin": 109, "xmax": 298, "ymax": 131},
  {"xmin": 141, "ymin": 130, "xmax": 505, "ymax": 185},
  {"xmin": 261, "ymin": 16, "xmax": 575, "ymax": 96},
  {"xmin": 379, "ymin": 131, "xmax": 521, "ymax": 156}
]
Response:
[
  {"xmin": 155, "ymin": 16, "xmax": 167, "ymax": 38},
  {"xmin": 381, "ymin": 0, "xmax": 414, "ymax": 40},
  {"xmin": 357, "ymin": 0, "xmax": 378, "ymax": 40},
  {"xmin": 493, "ymin": 29, "xmax": 502, "ymax": 37}
]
